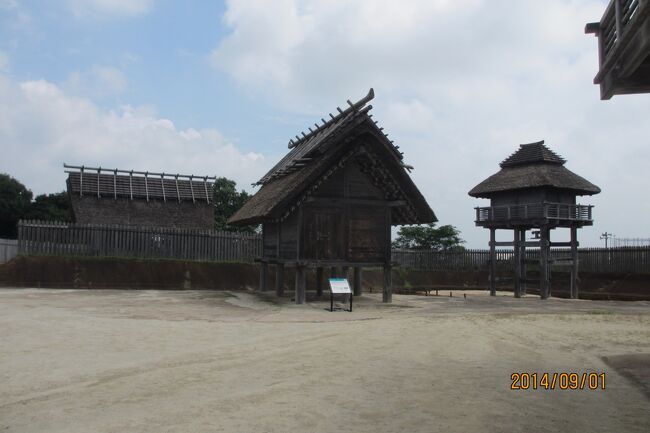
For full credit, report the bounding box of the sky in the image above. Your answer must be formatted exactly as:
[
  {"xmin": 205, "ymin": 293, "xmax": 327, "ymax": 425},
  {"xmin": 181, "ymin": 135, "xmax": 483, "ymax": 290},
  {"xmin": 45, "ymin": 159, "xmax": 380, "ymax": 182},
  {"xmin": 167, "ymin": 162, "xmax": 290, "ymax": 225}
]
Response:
[{"xmin": 0, "ymin": 0, "xmax": 648, "ymax": 248}]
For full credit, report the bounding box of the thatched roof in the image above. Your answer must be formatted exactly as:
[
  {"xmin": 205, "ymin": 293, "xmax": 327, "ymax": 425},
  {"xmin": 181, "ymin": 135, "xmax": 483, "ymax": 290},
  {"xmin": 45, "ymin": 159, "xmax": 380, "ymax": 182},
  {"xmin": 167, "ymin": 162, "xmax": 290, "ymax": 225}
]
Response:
[
  {"xmin": 66, "ymin": 165, "xmax": 214, "ymax": 203},
  {"xmin": 468, "ymin": 141, "xmax": 601, "ymax": 198},
  {"xmin": 229, "ymin": 89, "xmax": 436, "ymax": 226}
]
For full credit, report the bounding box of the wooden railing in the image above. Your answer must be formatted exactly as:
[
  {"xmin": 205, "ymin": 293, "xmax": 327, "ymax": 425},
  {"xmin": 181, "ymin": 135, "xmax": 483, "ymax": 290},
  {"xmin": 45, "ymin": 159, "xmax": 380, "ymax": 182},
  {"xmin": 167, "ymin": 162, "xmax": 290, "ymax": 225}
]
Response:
[
  {"xmin": 587, "ymin": 0, "xmax": 648, "ymax": 77},
  {"xmin": 475, "ymin": 203, "xmax": 593, "ymax": 223}
]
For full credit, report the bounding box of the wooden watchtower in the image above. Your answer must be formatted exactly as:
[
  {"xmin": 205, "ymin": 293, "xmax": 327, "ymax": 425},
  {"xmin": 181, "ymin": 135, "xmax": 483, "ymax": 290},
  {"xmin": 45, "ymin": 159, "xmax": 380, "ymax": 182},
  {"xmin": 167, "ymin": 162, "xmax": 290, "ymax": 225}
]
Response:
[
  {"xmin": 468, "ymin": 141, "xmax": 601, "ymax": 299},
  {"xmin": 228, "ymin": 89, "xmax": 436, "ymax": 304},
  {"xmin": 586, "ymin": 0, "xmax": 650, "ymax": 99}
]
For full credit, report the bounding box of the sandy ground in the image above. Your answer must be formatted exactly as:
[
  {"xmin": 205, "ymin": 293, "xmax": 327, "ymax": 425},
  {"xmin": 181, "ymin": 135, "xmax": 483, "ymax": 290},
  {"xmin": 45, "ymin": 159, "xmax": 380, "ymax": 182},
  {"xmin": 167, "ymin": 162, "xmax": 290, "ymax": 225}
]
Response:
[{"xmin": 0, "ymin": 289, "xmax": 649, "ymax": 433}]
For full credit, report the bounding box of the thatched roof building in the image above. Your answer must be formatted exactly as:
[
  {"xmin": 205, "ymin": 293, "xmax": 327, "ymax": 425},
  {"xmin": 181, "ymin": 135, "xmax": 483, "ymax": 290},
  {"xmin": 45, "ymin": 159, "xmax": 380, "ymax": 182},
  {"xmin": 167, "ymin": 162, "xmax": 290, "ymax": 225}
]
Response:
[{"xmin": 229, "ymin": 89, "xmax": 436, "ymax": 226}]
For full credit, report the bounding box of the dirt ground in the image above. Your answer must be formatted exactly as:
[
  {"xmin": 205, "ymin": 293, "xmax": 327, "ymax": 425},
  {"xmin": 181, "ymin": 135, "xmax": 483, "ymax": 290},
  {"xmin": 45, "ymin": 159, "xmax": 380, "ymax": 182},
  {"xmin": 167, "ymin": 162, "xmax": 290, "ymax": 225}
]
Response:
[{"xmin": 1, "ymin": 289, "xmax": 649, "ymax": 433}]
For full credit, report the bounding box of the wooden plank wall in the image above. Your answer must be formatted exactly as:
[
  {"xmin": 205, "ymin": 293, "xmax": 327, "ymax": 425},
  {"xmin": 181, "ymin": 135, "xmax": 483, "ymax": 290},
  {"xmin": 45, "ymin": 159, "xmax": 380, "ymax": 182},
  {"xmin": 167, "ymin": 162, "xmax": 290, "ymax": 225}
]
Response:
[
  {"xmin": 17, "ymin": 220, "xmax": 262, "ymax": 262},
  {"xmin": 0, "ymin": 238, "xmax": 18, "ymax": 263},
  {"xmin": 392, "ymin": 247, "xmax": 650, "ymax": 274}
]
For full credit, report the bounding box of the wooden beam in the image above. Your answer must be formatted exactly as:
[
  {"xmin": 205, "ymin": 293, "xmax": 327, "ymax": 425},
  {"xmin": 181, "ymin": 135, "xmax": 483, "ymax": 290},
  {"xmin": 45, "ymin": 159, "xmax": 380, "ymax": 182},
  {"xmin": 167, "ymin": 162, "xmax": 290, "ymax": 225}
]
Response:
[
  {"xmin": 295, "ymin": 266, "xmax": 306, "ymax": 304},
  {"xmin": 539, "ymin": 227, "xmax": 550, "ymax": 300},
  {"xmin": 259, "ymin": 262, "xmax": 268, "ymax": 292},
  {"xmin": 316, "ymin": 267, "xmax": 324, "ymax": 297},
  {"xmin": 570, "ymin": 227, "xmax": 579, "ymax": 299},
  {"xmin": 353, "ymin": 267, "xmax": 362, "ymax": 296},
  {"xmin": 275, "ymin": 263, "xmax": 284, "ymax": 297},
  {"xmin": 383, "ymin": 263, "xmax": 392, "ymax": 303},
  {"xmin": 520, "ymin": 229, "xmax": 527, "ymax": 296},
  {"xmin": 514, "ymin": 229, "xmax": 521, "ymax": 298},
  {"xmin": 489, "ymin": 228, "xmax": 496, "ymax": 296}
]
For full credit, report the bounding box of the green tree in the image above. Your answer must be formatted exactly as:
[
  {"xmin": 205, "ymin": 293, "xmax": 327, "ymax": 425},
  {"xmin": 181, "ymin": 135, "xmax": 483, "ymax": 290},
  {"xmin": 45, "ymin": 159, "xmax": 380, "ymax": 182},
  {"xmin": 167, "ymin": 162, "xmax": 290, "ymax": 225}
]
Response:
[
  {"xmin": 0, "ymin": 174, "xmax": 33, "ymax": 238},
  {"xmin": 24, "ymin": 191, "xmax": 73, "ymax": 222},
  {"xmin": 213, "ymin": 177, "xmax": 256, "ymax": 233},
  {"xmin": 392, "ymin": 223, "xmax": 465, "ymax": 251}
]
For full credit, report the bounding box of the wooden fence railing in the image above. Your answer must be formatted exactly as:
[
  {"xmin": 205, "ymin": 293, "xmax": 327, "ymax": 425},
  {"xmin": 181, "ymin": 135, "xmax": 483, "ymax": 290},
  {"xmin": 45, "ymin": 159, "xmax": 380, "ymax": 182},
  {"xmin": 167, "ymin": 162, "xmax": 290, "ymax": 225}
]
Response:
[
  {"xmin": 14, "ymin": 220, "xmax": 650, "ymax": 273},
  {"xmin": 17, "ymin": 220, "xmax": 262, "ymax": 262},
  {"xmin": 392, "ymin": 247, "xmax": 650, "ymax": 274},
  {"xmin": 0, "ymin": 238, "xmax": 18, "ymax": 264}
]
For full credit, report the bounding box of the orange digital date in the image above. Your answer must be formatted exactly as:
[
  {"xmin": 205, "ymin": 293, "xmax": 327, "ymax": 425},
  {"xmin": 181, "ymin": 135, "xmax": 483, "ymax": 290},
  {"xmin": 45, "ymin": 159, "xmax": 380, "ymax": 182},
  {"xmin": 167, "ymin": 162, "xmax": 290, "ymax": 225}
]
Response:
[{"xmin": 510, "ymin": 372, "xmax": 605, "ymax": 390}]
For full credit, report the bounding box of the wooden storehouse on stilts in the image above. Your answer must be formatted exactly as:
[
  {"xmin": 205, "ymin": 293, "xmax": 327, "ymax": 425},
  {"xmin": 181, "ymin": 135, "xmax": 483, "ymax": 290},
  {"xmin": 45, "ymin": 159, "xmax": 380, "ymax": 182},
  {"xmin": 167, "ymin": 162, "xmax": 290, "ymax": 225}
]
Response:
[
  {"xmin": 468, "ymin": 141, "xmax": 601, "ymax": 299},
  {"xmin": 228, "ymin": 89, "xmax": 436, "ymax": 304}
]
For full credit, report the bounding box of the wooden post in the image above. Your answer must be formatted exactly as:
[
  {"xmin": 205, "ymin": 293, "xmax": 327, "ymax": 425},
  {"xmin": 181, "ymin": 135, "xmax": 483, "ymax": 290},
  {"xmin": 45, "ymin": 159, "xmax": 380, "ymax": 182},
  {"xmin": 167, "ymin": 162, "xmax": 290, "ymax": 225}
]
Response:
[
  {"xmin": 330, "ymin": 266, "xmax": 337, "ymax": 278},
  {"xmin": 342, "ymin": 266, "xmax": 349, "ymax": 281},
  {"xmin": 520, "ymin": 229, "xmax": 527, "ymax": 296},
  {"xmin": 353, "ymin": 267, "xmax": 362, "ymax": 296},
  {"xmin": 295, "ymin": 265, "xmax": 306, "ymax": 304},
  {"xmin": 570, "ymin": 226, "xmax": 579, "ymax": 299},
  {"xmin": 259, "ymin": 261, "xmax": 268, "ymax": 292},
  {"xmin": 540, "ymin": 227, "xmax": 550, "ymax": 300},
  {"xmin": 383, "ymin": 263, "xmax": 392, "ymax": 303},
  {"xmin": 513, "ymin": 229, "xmax": 521, "ymax": 298},
  {"xmin": 275, "ymin": 263, "xmax": 285, "ymax": 297},
  {"xmin": 316, "ymin": 267, "xmax": 324, "ymax": 297},
  {"xmin": 489, "ymin": 228, "xmax": 496, "ymax": 296}
]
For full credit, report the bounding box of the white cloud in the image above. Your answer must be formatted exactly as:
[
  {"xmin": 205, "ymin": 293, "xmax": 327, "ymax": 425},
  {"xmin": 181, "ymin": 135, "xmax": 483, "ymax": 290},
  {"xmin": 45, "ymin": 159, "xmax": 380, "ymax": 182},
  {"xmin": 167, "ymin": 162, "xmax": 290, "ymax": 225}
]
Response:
[
  {"xmin": 0, "ymin": 75, "xmax": 268, "ymax": 197},
  {"xmin": 65, "ymin": 65, "xmax": 128, "ymax": 97},
  {"xmin": 67, "ymin": 0, "xmax": 153, "ymax": 17},
  {"xmin": 0, "ymin": 51, "xmax": 8, "ymax": 72},
  {"xmin": 211, "ymin": 0, "xmax": 650, "ymax": 246}
]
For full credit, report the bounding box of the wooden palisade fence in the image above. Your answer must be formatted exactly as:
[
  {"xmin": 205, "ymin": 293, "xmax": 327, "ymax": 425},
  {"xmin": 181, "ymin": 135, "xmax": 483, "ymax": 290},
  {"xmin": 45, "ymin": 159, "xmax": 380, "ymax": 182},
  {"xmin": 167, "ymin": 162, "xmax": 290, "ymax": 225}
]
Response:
[
  {"xmin": 18, "ymin": 220, "xmax": 262, "ymax": 262},
  {"xmin": 16, "ymin": 220, "xmax": 650, "ymax": 273},
  {"xmin": 392, "ymin": 247, "xmax": 650, "ymax": 274}
]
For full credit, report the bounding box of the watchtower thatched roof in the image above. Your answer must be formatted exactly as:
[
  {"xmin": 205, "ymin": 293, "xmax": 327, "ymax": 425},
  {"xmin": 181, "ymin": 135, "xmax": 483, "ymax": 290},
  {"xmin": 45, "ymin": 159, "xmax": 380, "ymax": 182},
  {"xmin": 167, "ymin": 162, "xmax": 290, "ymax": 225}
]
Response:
[
  {"xmin": 229, "ymin": 89, "xmax": 436, "ymax": 226},
  {"xmin": 468, "ymin": 141, "xmax": 601, "ymax": 198}
]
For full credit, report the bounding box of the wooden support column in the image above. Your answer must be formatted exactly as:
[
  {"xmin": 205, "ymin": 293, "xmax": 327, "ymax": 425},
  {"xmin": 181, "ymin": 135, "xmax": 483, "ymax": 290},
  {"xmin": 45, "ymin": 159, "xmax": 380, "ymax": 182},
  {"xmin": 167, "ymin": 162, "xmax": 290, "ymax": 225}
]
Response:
[
  {"xmin": 489, "ymin": 228, "xmax": 496, "ymax": 296},
  {"xmin": 259, "ymin": 261, "xmax": 268, "ymax": 292},
  {"xmin": 520, "ymin": 229, "xmax": 527, "ymax": 296},
  {"xmin": 275, "ymin": 263, "xmax": 284, "ymax": 297},
  {"xmin": 342, "ymin": 266, "xmax": 349, "ymax": 281},
  {"xmin": 353, "ymin": 267, "xmax": 362, "ymax": 296},
  {"xmin": 570, "ymin": 227, "xmax": 579, "ymax": 299},
  {"xmin": 330, "ymin": 266, "xmax": 337, "ymax": 278},
  {"xmin": 316, "ymin": 267, "xmax": 324, "ymax": 297},
  {"xmin": 382, "ymin": 264, "xmax": 392, "ymax": 303},
  {"xmin": 539, "ymin": 227, "xmax": 550, "ymax": 300},
  {"xmin": 513, "ymin": 229, "xmax": 521, "ymax": 298},
  {"xmin": 295, "ymin": 266, "xmax": 306, "ymax": 304}
]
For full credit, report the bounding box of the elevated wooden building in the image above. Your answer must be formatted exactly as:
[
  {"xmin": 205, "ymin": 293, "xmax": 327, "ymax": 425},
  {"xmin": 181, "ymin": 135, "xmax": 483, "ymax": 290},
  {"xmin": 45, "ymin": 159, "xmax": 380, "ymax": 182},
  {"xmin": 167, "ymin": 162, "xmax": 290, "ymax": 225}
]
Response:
[
  {"xmin": 468, "ymin": 141, "xmax": 601, "ymax": 299},
  {"xmin": 228, "ymin": 89, "xmax": 436, "ymax": 304},
  {"xmin": 586, "ymin": 0, "xmax": 650, "ymax": 99},
  {"xmin": 65, "ymin": 164, "xmax": 215, "ymax": 229}
]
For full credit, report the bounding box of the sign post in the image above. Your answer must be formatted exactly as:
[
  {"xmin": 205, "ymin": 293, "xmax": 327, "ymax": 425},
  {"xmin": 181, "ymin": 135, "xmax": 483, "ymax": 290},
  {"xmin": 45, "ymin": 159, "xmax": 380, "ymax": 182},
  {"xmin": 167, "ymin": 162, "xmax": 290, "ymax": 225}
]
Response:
[{"xmin": 329, "ymin": 278, "xmax": 352, "ymax": 312}]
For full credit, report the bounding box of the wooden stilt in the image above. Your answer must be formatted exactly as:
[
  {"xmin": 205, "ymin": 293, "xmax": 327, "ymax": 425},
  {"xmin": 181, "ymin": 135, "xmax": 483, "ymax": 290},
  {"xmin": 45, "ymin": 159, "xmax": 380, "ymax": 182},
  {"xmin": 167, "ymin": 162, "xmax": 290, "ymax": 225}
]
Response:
[
  {"xmin": 316, "ymin": 267, "xmax": 324, "ymax": 297},
  {"xmin": 259, "ymin": 262, "xmax": 268, "ymax": 292},
  {"xmin": 520, "ymin": 229, "xmax": 527, "ymax": 296},
  {"xmin": 382, "ymin": 263, "xmax": 392, "ymax": 303},
  {"xmin": 342, "ymin": 266, "xmax": 349, "ymax": 281},
  {"xmin": 540, "ymin": 227, "xmax": 550, "ymax": 300},
  {"xmin": 353, "ymin": 267, "xmax": 362, "ymax": 296},
  {"xmin": 570, "ymin": 227, "xmax": 579, "ymax": 299},
  {"xmin": 514, "ymin": 229, "xmax": 521, "ymax": 298},
  {"xmin": 295, "ymin": 266, "xmax": 306, "ymax": 304},
  {"xmin": 275, "ymin": 263, "xmax": 284, "ymax": 297},
  {"xmin": 489, "ymin": 228, "xmax": 496, "ymax": 296}
]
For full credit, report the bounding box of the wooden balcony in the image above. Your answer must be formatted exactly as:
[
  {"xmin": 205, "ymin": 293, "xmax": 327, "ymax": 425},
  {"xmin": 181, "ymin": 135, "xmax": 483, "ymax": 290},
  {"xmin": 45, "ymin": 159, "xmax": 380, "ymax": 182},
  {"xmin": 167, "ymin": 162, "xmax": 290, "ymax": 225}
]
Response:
[
  {"xmin": 475, "ymin": 203, "xmax": 593, "ymax": 228},
  {"xmin": 586, "ymin": 0, "xmax": 650, "ymax": 99}
]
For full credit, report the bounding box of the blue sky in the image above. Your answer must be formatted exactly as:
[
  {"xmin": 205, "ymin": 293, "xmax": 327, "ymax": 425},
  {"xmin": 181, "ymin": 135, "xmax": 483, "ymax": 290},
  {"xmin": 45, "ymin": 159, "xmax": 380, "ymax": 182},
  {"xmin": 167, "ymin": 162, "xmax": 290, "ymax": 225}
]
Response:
[{"xmin": 1, "ymin": 0, "xmax": 648, "ymax": 247}]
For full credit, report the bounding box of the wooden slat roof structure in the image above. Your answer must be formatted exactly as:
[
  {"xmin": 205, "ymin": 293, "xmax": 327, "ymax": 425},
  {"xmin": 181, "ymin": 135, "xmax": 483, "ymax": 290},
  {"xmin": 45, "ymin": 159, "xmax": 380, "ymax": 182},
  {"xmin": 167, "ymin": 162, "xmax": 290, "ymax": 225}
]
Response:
[
  {"xmin": 229, "ymin": 89, "xmax": 436, "ymax": 226},
  {"xmin": 468, "ymin": 141, "xmax": 601, "ymax": 198},
  {"xmin": 65, "ymin": 164, "xmax": 215, "ymax": 203}
]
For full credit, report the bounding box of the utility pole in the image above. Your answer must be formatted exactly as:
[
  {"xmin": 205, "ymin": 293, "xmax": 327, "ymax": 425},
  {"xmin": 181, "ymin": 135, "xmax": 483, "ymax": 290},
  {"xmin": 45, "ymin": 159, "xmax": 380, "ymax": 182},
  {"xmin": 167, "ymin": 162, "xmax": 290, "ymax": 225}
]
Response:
[{"xmin": 600, "ymin": 232, "xmax": 613, "ymax": 248}]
